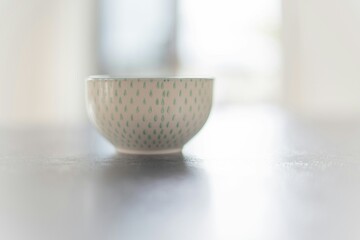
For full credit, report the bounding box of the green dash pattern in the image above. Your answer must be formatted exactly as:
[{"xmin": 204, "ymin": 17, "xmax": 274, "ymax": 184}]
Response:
[{"xmin": 86, "ymin": 78, "xmax": 213, "ymax": 154}]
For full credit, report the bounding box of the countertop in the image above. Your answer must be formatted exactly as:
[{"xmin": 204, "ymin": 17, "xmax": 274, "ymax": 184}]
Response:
[{"xmin": 1, "ymin": 105, "xmax": 360, "ymax": 240}]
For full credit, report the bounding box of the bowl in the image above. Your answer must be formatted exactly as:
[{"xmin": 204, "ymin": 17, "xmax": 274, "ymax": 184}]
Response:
[{"xmin": 86, "ymin": 77, "xmax": 213, "ymax": 154}]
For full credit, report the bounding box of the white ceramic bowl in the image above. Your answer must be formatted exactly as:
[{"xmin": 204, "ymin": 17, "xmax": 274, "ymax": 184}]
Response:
[{"xmin": 86, "ymin": 77, "xmax": 213, "ymax": 154}]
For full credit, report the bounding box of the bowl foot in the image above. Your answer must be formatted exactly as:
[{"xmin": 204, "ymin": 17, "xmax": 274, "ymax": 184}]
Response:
[{"xmin": 116, "ymin": 148, "xmax": 182, "ymax": 155}]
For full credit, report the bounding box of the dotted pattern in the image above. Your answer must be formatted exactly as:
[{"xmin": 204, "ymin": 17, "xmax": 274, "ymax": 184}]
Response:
[{"xmin": 86, "ymin": 78, "xmax": 213, "ymax": 153}]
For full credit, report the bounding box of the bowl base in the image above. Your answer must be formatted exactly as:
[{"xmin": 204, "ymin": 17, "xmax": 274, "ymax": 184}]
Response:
[{"xmin": 116, "ymin": 148, "xmax": 182, "ymax": 155}]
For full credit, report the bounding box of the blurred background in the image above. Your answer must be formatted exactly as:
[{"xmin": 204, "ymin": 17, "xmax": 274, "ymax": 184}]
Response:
[
  {"xmin": 2, "ymin": 2, "xmax": 360, "ymax": 240},
  {"xmin": 0, "ymin": 0, "xmax": 360, "ymax": 127}
]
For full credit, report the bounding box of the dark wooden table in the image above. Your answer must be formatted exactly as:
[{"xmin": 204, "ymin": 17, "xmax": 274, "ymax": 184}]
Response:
[{"xmin": 1, "ymin": 105, "xmax": 360, "ymax": 240}]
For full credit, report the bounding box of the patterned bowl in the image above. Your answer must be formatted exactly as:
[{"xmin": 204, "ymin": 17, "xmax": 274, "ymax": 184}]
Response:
[{"xmin": 86, "ymin": 77, "xmax": 213, "ymax": 154}]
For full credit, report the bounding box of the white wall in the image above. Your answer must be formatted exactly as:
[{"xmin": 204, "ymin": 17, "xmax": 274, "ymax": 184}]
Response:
[
  {"xmin": 0, "ymin": 0, "xmax": 97, "ymax": 127},
  {"xmin": 283, "ymin": 0, "xmax": 360, "ymax": 118}
]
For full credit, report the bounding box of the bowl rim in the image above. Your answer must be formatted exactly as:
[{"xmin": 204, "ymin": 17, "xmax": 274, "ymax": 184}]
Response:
[{"xmin": 86, "ymin": 75, "xmax": 214, "ymax": 81}]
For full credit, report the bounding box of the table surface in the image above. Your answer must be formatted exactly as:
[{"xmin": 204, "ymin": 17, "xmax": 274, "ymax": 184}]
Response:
[{"xmin": 1, "ymin": 105, "xmax": 360, "ymax": 240}]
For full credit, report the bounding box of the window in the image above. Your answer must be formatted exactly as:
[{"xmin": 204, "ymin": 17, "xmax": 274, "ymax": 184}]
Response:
[{"xmin": 100, "ymin": 0, "xmax": 281, "ymax": 104}]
